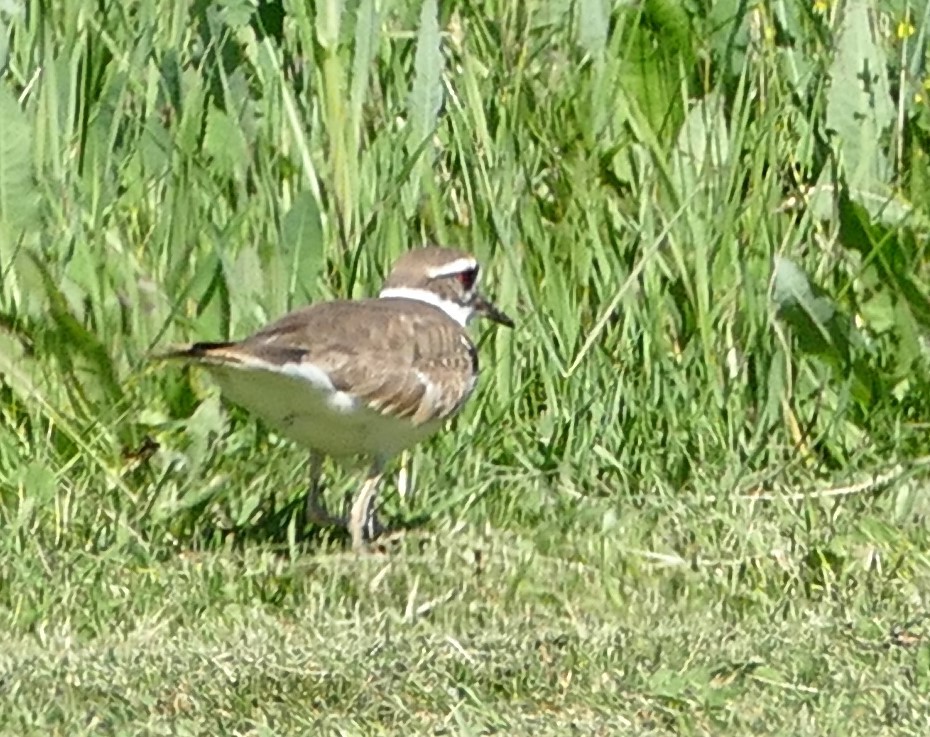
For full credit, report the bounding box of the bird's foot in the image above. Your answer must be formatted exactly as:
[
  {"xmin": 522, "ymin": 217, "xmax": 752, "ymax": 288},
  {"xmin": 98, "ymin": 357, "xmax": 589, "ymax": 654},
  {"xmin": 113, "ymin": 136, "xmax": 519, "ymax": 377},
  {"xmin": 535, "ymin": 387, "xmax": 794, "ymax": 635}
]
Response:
[
  {"xmin": 349, "ymin": 498, "xmax": 386, "ymax": 552},
  {"xmin": 305, "ymin": 492, "xmax": 387, "ymax": 549},
  {"xmin": 303, "ymin": 495, "xmax": 345, "ymax": 530}
]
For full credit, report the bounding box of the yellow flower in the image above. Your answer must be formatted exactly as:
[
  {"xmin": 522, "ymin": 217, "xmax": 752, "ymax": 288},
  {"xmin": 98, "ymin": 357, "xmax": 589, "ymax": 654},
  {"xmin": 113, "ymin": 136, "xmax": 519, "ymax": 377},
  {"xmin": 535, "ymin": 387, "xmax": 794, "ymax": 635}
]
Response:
[
  {"xmin": 898, "ymin": 21, "xmax": 916, "ymax": 39},
  {"xmin": 814, "ymin": 0, "xmax": 829, "ymax": 12}
]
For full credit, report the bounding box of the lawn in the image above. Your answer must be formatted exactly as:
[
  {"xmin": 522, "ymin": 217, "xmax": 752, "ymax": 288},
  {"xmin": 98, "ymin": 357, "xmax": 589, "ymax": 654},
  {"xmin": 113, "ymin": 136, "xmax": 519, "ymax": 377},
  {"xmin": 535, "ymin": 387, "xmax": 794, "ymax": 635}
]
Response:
[{"xmin": 2, "ymin": 0, "xmax": 930, "ymax": 734}]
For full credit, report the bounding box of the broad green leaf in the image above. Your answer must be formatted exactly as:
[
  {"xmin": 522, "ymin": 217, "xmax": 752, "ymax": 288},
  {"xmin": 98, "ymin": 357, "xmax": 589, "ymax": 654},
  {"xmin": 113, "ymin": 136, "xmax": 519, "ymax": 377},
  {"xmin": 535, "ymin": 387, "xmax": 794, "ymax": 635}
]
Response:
[
  {"xmin": 772, "ymin": 257, "xmax": 876, "ymax": 406},
  {"xmin": 349, "ymin": 0, "xmax": 379, "ymax": 150},
  {"xmin": 0, "ymin": 0, "xmax": 27, "ymax": 74},
  {"xmin": 229, "ymin": 245, "xmax": 264, "ymax": 323},
  {"xmin": 203, "ymin": 106, "xmax": 250, "ymax": 182},
  {"xmin": 825, "ymin": 0, "xmax": 893, "ymax": 192},
  {"xmin": 186, "ymin": 393, "xmax": 227, "ymax": 457},
  {"xmin": 26, "ymin": 253, "xmax": 124, "ymax": 405},
  {"xmin": 139, "ymin": 112, "xmax": 173, "ymax": 179},
  {"xmin": 316, "ymin": 0, "xmax": 344, "ymax": 50},
  {"xmin": 280, "ymin": 190, "xmax": 324, "ymax": 308},
  {"xmin": 189, "ymin": 246, "xmax": 231, "ymax": 340},
  {"xmin": 893, "ymin": 480, "xmax": 918, "ymax": 524},
  {"xmin": 577, "ymin": 0, "xmax": 609, "ymax": 57},
  {"xmin": 858, "ymin": 289, "xmax": 895, "ymax": 334},
  {"xmin": 17, "ymin": 460, "xmax": 57, "ymax": 503},
  {"xmin": 644, "ymin": 0, "xmax": 694, "ymax": 67},
  {"xmin": 707, "ymin": 0, "xmax": 749, "ymax": 77},
  {"xmin": 217, "ymin": 0, "xmax": 255, "ymax": 29},
  {"xmin": 838, "ymin": 192, "xmax": 930, "ymax": 330},
  {"xmin": 176, "ymin": 67, "xmax": 207, "ymax": 157},
  {"xmin": 772, "ymin": 0, "xmax": 803, "ymax": 41},
  {"xmin": 0, "ymin": 83, "xmax": 40, "ymax": 235},
  {"xmin": 617, "ymin": 11, "xmax": 685, "ymax": 141},
  {"xmin": 676, "ymin": 91, "xmax": 729, "ymax": 173},
  {"xmin": 407, "ymin": 0, "xmax": 443, "ymax": 152},
  {"xmin": 772, "ymin": 256, "xmax": 844, "ymax": 357},
  {"xmin": 910, "ymin": 136, "xmax": 930, "ymax": 207},
  {"xmin": 535, "ymin": 0, "xmax": 572, "ymax": 29},
  {"xmin": 777, "ymin": 47, "xmax": 815, "ymax": 100}
]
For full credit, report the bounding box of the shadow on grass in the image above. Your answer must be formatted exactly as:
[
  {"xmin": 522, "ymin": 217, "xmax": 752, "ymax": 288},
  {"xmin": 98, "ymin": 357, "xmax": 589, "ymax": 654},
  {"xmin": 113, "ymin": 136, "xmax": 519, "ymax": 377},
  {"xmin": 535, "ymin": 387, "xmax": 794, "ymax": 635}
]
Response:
[{"xmin": 186, "ymin": 495, "xmax": 436, "ymax": 556}]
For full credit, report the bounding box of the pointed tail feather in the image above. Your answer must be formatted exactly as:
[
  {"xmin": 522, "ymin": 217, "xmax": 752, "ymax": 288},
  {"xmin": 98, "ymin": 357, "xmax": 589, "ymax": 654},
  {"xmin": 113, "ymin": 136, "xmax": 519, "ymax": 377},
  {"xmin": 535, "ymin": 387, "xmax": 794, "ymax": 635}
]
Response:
[
  {"xmin": 155, "ymin": 341, "xmax": 309, "ymax": 367},
  {"xmin": 154, "ymin": 342, "xmax": 239, "ymax": 362}
]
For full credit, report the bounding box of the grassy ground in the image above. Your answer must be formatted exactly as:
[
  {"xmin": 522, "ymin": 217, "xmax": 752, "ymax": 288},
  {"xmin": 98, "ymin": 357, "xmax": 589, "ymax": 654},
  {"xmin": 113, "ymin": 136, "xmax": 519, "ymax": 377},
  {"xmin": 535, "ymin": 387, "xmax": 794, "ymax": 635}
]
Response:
[{"xmin": 3, "ymin": 0, "xmax": 930, "ymax": 733}]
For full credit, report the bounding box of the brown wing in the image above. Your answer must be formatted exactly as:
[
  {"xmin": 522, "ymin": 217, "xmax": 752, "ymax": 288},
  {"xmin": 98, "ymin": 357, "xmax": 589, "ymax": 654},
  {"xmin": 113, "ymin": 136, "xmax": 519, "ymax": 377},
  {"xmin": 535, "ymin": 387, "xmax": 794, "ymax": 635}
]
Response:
[{"xmin": 235, "ymin": 299, "xmax": 479, "ymax": 425}]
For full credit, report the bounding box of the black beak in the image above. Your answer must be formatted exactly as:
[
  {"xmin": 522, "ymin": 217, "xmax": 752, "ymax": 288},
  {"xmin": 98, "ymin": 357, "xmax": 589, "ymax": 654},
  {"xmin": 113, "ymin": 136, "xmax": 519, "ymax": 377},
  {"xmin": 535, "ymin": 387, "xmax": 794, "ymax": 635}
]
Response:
[{"xmin": 473, "ymin": 292, "xmax": 514, "ymax": 328}]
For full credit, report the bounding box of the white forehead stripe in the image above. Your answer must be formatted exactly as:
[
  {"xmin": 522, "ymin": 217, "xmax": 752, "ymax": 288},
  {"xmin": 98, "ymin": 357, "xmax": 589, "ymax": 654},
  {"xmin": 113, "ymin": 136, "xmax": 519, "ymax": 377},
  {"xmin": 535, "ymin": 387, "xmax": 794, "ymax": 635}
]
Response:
[
  {"xmin": 425, "ymin": 257, "xmax": 479, "ymax": 279},
  {"xmin": 378, "ymin": 287, "xmax": 473, "ymax": 326}
]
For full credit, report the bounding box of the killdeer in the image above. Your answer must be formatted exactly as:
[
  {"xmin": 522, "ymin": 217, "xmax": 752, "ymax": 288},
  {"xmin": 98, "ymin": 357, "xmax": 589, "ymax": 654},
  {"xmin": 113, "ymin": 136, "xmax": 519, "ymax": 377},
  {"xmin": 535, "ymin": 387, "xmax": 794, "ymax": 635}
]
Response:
[{"xmin": 163, "ymin": 246, "xmax": 513, "ymax": 549}]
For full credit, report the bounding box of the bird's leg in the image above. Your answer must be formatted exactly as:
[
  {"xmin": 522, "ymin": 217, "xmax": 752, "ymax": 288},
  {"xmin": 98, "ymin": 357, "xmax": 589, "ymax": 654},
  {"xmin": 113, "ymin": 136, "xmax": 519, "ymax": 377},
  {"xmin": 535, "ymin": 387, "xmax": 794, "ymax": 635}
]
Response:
[
  {"xmin": 303, "ymin": 451, "xmax": 343, "ymax": 527},
  {"xmin": 396, "ymin": 450, "xmax": 412, "ymax": 503},
  {"xmin": 349, "ymin": 458, "xmax": 386, "ymax": 551}
]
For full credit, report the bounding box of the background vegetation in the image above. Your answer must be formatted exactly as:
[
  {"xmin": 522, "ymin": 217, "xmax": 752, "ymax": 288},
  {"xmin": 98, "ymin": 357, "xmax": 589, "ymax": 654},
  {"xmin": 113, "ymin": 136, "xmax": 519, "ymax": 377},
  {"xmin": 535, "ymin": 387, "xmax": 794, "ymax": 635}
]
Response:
[{"xmin": 2, "ymin": 0, "xmax": 930, "ymax": 733}]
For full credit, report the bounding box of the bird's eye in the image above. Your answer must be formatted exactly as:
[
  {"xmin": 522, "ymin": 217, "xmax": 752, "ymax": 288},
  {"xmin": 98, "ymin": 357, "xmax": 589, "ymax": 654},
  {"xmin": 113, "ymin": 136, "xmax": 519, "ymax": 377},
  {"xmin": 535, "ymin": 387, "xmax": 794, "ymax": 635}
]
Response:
[{"xmin": 457, "ymin": 268, "xmax": 478, "ymax": 290}]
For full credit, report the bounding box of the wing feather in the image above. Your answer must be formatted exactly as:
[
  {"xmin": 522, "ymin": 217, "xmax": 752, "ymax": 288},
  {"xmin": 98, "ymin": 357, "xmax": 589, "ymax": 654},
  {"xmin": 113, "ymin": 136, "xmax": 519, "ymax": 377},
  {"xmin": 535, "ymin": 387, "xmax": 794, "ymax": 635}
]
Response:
[{"xmin": 235, "ymin": 299, "xmax": 478, "ymax": 425}]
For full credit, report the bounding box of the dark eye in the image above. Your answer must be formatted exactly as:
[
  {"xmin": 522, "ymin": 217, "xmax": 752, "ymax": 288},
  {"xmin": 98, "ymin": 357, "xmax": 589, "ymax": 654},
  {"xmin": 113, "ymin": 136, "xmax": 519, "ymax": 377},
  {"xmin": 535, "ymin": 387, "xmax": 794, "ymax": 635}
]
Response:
[{"xmin": 457, "ymin": 268, "xmax": 478, "ymax": 290}]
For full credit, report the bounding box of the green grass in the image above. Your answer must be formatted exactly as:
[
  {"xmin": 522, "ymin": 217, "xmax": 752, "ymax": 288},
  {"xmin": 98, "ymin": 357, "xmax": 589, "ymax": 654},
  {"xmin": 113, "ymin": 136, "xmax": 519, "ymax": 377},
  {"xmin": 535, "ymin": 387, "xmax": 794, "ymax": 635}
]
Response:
[{"xmin": 3, "ymin": 0, "xmax": 930, "ymax": 733}]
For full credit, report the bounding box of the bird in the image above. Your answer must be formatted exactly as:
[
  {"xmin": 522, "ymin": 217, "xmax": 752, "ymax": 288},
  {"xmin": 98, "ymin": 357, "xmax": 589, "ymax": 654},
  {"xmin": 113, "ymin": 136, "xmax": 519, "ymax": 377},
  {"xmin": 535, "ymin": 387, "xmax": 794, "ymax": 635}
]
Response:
[{"xmin": 162, "ymin": 246, "xmax": 513, "ymax": 549}]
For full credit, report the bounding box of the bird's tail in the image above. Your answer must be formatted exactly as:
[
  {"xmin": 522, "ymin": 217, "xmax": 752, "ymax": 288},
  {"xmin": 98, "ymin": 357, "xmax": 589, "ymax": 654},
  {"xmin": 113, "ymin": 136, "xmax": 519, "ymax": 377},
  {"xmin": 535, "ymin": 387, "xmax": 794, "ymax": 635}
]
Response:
[
  {"xmin": 156, "ymin": 341, "xmax": 307, "ymax": 367},
  {"xmin": 154, "ymin": 342, "xmax": 241, "ymax": 363}
]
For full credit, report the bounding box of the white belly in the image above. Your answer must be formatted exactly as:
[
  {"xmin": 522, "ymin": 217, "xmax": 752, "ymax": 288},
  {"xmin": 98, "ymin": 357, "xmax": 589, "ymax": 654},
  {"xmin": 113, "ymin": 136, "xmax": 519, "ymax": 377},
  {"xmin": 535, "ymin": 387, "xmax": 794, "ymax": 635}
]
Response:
[{"xmin": 206, "ymin": 363, "xmax": 443, "ymax": 459}]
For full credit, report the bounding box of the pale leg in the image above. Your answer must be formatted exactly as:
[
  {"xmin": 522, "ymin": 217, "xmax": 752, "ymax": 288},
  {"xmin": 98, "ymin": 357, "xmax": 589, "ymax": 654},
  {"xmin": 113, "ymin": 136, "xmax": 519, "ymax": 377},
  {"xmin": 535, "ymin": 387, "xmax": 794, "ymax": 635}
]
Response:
[
  {"xmin": 396, "ymin": 450, "xmax": 411, "ymax": 501},
  {"xmin": 349, "ymin": 458, "xmax": 385, "ymax": 551}
]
